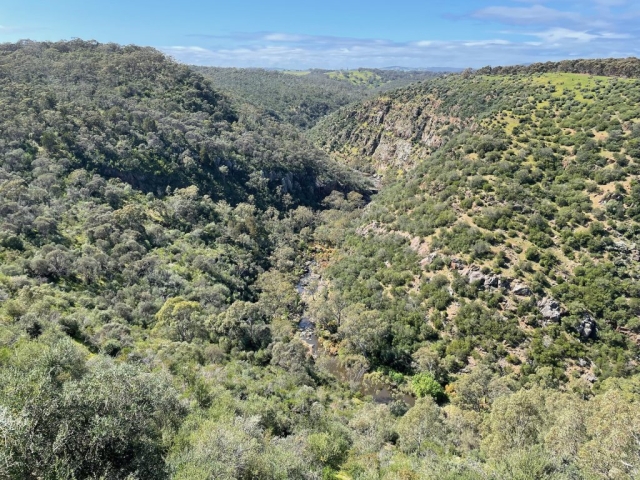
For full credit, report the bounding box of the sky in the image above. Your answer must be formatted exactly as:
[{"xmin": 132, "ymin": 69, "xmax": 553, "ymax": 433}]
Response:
[{"xmin": 1, "ymin": 0, "xmax": 639, "ymax": 69}]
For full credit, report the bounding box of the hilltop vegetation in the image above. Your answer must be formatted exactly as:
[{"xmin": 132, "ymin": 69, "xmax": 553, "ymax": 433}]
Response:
[
  {"xmin": 478, "ymin": 56, "xmax": 640, "ymax": 78},
  {"xmin": 196, "ymin": 67, "xmax": 438, "ymax": 129},
  {"xmin": 0, "ymin": 40, "xmax": 362, "ymax": 208},
  {"xmin": 1, "ymin": 41, "xmax": 640, "ymax": 479}
]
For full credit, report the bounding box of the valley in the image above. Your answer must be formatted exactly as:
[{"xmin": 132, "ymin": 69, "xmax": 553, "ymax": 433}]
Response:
[{"xmin": 0, "ymin": 41, "xmax": 639, "ymax": 479}]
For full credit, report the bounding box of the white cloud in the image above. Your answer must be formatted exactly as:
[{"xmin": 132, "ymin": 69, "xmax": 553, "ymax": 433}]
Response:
[
  {"xmin": 532, "ymin": 28, "xmax": 599, "ymax": 42},
  {"xmin": 463, "ymin": 39, "xmax": 512, "ymax": 47},
  {"xmin": 161, "ymin": 28, "xmax": 638, "ymax": 69},
  {"xmin": 263, "ymin": 33, "xmax": 306, "ymax": 42},
  {"xmin": 0, "ymin": 25, "xmax": 21, "ymax": 34},
  {"xmin": 472, "ymin": 5, "xmax": 577, "ymax": 25}
]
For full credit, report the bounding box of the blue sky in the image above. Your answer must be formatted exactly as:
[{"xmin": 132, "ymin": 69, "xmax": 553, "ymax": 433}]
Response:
[{"xmin": 1, "ymin": 0, "xmax": 639, "ymax": 68}]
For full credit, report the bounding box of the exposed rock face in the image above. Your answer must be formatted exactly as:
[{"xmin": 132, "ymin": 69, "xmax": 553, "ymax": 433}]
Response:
[
  {"xmin": 315, "ymin": 93, "xmax": 467, "ymax": 172},
  {"xmin": 484, "ymin": 275, "xmax": 500, "ymax": 288},
  {"xmin": 578, "ymin": 313, "xmax": 597, "ymax": 340},
  {"xmin": 538, "ymin": 297, "xmax": 564, "ymax": 323},
  {"xmin": 460, "ymin": 267, "xmax": 509, "ymax": 291},
  {"xmin": 420, "ymin": 252, "xmax": 439, "ymax": 267},
  {"xmin": 512, "ymin": 284, "xmax": 532, "ymax": 296}
]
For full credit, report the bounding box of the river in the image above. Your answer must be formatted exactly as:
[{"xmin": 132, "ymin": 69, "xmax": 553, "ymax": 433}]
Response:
[{"xmin": 296, "ymin": 264, "xmax": 415, "ymax": 407}]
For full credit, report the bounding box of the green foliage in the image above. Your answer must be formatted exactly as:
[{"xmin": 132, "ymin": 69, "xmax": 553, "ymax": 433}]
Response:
[
  {"xmin": 412, "ymin": 372, "xmax": 446, "ymax": 402},
  {"xmin": 196, "ymin": 67, "xmax": 437, "ymax": 130},
  {"xmin": 2, "ymin": 42, "xmax": 640, "ymax": 478}
]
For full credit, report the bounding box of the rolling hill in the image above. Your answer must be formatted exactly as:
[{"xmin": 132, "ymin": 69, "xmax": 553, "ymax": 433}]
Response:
[{"xmin": 195, "ymin": 66, "xmax": 439, "ymax": 129}]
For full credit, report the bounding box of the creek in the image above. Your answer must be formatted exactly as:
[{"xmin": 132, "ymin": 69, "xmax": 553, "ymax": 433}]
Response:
[{"xmin": 296, "ymin": 265, "xmax": 415, "ymax": 407}]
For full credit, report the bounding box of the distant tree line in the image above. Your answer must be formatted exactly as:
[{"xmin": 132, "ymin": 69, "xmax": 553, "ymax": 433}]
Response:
[{"xmin": 477, "ymin": 57, "xmax": 640, "ymax": 78}]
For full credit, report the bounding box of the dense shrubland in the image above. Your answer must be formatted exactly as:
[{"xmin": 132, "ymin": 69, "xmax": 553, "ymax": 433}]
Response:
[
  {"xmin": 0, "ymin": 40, "xmax": 364, "ymax": 208},
  {"xmin": 0, "ymin": 42, "xmax": 639, "ymax": 479},
  {"xmin": 195, "ymin": 67, "xmax": 438, "ymax": 130},
  {"xmin": 314, "ymin": 73, "xmax": 640, "ymax": 381},
  {"xmin": 477, "ymin": 57, "xmax": 640, "ymax": 78}
]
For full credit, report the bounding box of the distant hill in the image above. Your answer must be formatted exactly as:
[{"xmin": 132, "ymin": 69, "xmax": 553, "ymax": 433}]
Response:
[
  {"xmin": 478, "ymin": 57, "xmax": 640, "ymax": 77},
  {"xmin": 0, "ymin": 40, "xmax": 363, "ymax": 207},
  {"xmin": 381, "ymin": 66, "xmax": 465, "ymax": 73},
  {"xmin": 195, "ymin": 66, "xmax": 439, "ymax": 129}
]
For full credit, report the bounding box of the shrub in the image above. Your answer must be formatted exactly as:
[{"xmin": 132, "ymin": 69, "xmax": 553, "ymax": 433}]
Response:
[{"xmin": 412, "ymin": 372, "xmax": 446, "ymax": 402}]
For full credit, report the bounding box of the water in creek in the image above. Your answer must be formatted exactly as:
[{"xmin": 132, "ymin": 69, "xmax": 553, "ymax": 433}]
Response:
[{"xmin": 296, "ymin": 267, "xmax": 415, "ymax": 407}]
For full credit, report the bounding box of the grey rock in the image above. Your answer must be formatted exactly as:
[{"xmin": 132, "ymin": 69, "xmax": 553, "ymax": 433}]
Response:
[
  {"xmin": 578, "ymin": 358, "xmax": 588, "ymax": 368},
  {"xmin": 420, "ymin": 252, "xmax": 439, "ymax": 268},
  {"xmin": 512, "ymin": 284, "xmax": 532, "ymax": 296},
  {"xmin": 600, "ymin": 191, "xmax": 623, "ymax": 204},
  {"xmin": 578, "ymin": 313, "xmax": 597, "ymax": 340},
  {"xmin": 468, "ymin": 271, "xmax": 486, "ymax": 284},
  {"xmin": 460, "ymin": 266, "xmax": 474, "ymax": 277},
  {"xmin": 450, "ymin": 258, "xmax": 465, "ymax": 270},
  {"xmin": 585, "ymin": 374, "xmax": 598, "ymax": 384},
  {"xmin": 607, "ymin": 241, "xmax": 631, "ymax": 254},
  {"xmin": 499, "ymin": 277, "xmax": 512, "ymax": 290},
  {"xmin": 484, "ymin": 275, "xmax": 500, "ymax": 288},
  {"xmin": 538, "ymin": 297, "xmax": 564, "ymax": 323}
]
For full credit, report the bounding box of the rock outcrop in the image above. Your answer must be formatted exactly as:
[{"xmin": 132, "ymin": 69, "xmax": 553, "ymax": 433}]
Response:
[
  {"xmin": 512, "ymin": 284, "xmax": 533, "ymax": 296},
  {"xmin": 578, "ymin": 313, "xmax": 597, "ymax": 340},
  {"xmin": 537, "ymin": 297, "xmax": 564, "ymax": 324}
]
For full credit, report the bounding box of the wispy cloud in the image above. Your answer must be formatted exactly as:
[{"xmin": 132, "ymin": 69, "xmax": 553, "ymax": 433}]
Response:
[
  {"xmin": 0, "ymin": 25, "xmax": 22, "ymax": 34},
  {"xmin": 162, "ymin": 1, "xmax": 640, "ymax": 69},
  {"xmin": 472, "ymin": 5, "xmax": 579, "ymax": 25},
  {"xmin": 162, "ymin": 29, "xmax": 639, "ymax": 69}
]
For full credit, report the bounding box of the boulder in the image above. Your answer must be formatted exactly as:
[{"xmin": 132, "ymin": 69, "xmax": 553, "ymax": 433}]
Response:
[
  {"xmin": 607, "ymin": 241, "xmax": 631, "ymax": 254},
  {"xmin": 578, "ymin": 313, "xmax": 597, "ymax": 340},
  {"xmin": 468, "ymin": 271, "xmax": 486, "ymax": 284},
  {"xmin": 420, "ymin": 252, "xmax": 439, "ymax": 267},
  {"xmin": 537, "ymin": 297, "xmax": 563, "ymax": 323},
  {"xmin": 512, "ymin": 283, "xmax": 532, "ymax": 296},
  {"xmin": 499, "ymin": 277, "xmax": 511, "ymax": 290},
  {"xmin": 450, "ymin": 258, "xmax": 465, "ymax": 270},
  {"xmin": 484, "ymin": 275, "xmax": 500, "ymax": 288},
  {"xmin": 460, "ymin": 266, "xmax": 474, "ymax": 277}
]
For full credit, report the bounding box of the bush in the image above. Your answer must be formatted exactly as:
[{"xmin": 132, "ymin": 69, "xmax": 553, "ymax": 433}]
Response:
[{"xmin": 412, "ymin": 372, "xmax": 446, "ymax": 402}]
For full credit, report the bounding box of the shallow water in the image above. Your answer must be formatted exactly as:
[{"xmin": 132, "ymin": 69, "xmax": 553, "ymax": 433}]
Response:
[{"xmin": 296, "ymin": 269, "xmax": 415, "ymax": 407}]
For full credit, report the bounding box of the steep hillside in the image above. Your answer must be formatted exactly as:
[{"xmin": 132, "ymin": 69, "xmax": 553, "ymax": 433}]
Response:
[
  {"xmin": 309, "ymin": 74, "xmax": 484, "ymax": 173},
  {"xmin": 196, "ymin": 67, "xmax": 438, "ymax": 129},
  {"xmin": 0, "ymin": 40, "xmax": 367, "ymax": 479},
  {"xmin": 0, "ymin": 40, "xmax": 363, "ymax": 209},
  {"xmin": 313, "ymin": 71, "xmax": 640, "ymax": 384}
]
